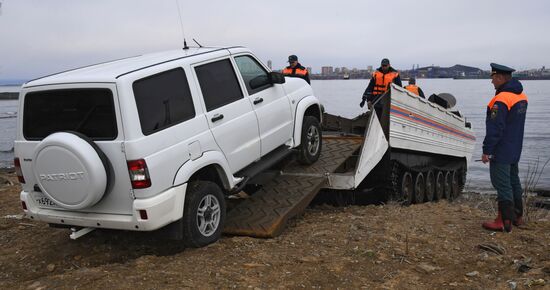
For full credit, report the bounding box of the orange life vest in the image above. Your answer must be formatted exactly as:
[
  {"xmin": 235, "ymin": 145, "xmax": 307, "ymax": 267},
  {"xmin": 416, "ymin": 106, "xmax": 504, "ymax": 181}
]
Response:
[
  {"xmin": 487, "ymin": 91, "xmax": 528, "ymax": 110},
  {"xmin": 372, "ymin": 70, "xmax": 399, "ymax": 95},
  {"xmin": 405, "ymin": 84, "xmax": 420, "ymax": 96},
  {"xmin": 282, "ymin": 67, "xmax": 308, "ymax": 77}
]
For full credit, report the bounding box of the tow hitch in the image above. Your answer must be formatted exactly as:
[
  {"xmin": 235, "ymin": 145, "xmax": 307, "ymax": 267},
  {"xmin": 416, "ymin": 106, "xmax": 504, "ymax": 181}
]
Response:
[{"xmin": 69, "ymin": 227, "xmax": 95, "ymax": 240}]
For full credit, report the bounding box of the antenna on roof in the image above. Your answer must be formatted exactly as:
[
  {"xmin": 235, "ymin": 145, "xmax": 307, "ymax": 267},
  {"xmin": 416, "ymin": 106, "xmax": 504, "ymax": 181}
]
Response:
[
  {"xmin": 192, "ymin": 38, "xmax": 203, "ymax": 48},
  {"xmin": 175, "ymin": 0, "xmax": 188, "ymax": 50}
]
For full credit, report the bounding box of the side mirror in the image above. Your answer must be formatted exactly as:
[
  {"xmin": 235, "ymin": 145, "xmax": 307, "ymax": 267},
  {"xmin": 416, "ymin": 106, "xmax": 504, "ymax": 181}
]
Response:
[
  {"xmin": 269, "ymin": 72, "xmax": 285, "ymax": 84},
  {"xmin": 249, "ymin": 75, "xmax": 270, "ymax": 90}
]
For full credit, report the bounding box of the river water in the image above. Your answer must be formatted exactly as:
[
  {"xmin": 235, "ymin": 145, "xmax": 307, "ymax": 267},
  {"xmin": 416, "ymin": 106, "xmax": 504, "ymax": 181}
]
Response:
[{"xmin": 1, "ymin": 79, "xmax": 549, "ymax": 191}]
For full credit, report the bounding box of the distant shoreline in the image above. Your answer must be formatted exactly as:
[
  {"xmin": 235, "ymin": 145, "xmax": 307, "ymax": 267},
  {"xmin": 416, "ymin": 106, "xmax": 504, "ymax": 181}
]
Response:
[{"xmin": 0, "ymin": 93, "xmax": 19, "ymax": 100}]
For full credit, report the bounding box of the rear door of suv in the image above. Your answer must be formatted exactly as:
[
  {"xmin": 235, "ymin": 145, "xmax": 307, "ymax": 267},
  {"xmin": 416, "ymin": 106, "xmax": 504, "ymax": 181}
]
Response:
[
  {"xmin": 16, "ymin": 83, "xmax": 134, "ymax": 214},
  {"xmin": 192, "ymin": 58, "xmax": 261, "ymax": 173}
]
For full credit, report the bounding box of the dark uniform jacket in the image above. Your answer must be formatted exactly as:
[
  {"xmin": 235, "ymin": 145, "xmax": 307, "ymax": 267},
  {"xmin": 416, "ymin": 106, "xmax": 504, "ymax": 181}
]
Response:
[
  {"xmin": 363, "ymin": 67, "xmax": 402, "ymax": 102},
  {"xmin": 483, "ymin": 78, "xmax": 528, "ymax": 164},
  {"xmin": 282, "ymin": 63, "xmax": 310, "ymax": 84}
]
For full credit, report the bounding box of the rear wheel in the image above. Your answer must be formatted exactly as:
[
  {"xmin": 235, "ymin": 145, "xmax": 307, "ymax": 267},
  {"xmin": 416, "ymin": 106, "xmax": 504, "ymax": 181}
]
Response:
[
  {"xmin": 297, "ymin": 116, "xmax": 322, "ymax": 165},
  {"xmin": 181, "ymin": 181, "xmax": 226, "ymax": 248},
  {"xmin": 425, "ymin": 170, "xmax": 435, "ymax": 202},
  {"xmin": 414, "ymin": 172, "xmax": 425, "ymax": 204},
  {"xmin": 451, "ymin": 170, "xmax": 460, "ymax": 199}
]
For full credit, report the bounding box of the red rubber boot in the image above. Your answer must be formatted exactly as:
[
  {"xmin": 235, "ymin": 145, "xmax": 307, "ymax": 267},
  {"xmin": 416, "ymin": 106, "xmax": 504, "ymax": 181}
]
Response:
[
  {"xmin": 514, "ymin": 215, "xmax": 524, "ymax": 226},
  {"xmin": 482, "ymin": 211, "xmax": 505, "ymax": 232}
]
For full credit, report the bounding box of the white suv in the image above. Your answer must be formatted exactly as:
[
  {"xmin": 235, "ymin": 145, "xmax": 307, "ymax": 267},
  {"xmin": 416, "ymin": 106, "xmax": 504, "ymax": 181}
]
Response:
[{"xmin": 14, "ymin": 46, "xmax": 323, "ymax": 247}]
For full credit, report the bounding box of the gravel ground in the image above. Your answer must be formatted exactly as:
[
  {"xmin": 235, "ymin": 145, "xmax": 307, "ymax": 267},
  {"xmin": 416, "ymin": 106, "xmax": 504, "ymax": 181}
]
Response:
[{"xmin": 1, "ymin": 172, "xmax": 549, "ymax": 290}]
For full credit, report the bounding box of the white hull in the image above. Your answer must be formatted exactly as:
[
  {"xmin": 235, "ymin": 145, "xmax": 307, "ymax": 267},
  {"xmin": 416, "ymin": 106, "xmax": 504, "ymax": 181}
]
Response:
[{"xmin": 388, "ymin": 84, "xmax": 475, "ymax": 167}]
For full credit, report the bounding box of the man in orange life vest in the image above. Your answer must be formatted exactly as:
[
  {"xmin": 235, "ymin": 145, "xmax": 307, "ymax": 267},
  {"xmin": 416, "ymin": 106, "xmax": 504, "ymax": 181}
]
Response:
[
  {"xmin": 360, "ymin": 58, "xmax": 402, "ymax": 109},
  {"xmin": 282, "ymin": 55, "xmax": 310, "ymax": 84},
  {"xmin": 404, "ymin": 77, "xmax": 425, "ymax": 98},
  {"xmin": 481, "ymin": 63, "xmax": 528, "ymax": 233}
]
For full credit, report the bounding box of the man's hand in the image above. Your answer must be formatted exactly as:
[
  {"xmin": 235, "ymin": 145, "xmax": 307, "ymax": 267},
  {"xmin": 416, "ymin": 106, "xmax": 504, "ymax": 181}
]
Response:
[
  {"xmin": 360, "ymin": 95, "xmax": 367, "ymax": 108},
  {"xmin": 482, "ymin": 154, "xmax": 491, "ymax": 164},
  {"xmin": 367, "ymin": 101, "xmax": 373, "ymax": 109}
]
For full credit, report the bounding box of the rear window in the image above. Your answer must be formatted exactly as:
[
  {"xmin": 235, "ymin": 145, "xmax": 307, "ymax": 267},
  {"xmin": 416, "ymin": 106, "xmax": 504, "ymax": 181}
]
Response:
[
  {"xmin": 132, "ymin": 68, "xmax": 195, "ymax": 135},
  {"xmin": 23, "ymin": 88, "xmax": 117, "ymax": 140}
]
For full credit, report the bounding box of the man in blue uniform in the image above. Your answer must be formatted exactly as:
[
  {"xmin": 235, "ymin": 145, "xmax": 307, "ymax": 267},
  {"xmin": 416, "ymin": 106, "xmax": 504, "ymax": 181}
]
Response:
[{"xmin": 482, "ymin": 63, "xmax": 528, "ymax": 233}]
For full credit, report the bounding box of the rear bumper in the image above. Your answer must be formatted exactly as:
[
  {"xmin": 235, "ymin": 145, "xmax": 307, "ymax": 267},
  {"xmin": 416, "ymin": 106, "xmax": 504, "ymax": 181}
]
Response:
[{"xmin": 20, "ymin": 183, "xmax": 187, "ymax": 231}]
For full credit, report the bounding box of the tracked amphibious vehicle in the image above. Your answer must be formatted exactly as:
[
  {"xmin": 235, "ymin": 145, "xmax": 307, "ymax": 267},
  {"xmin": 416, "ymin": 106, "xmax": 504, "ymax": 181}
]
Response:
[{"xmin": 321, "ymin": 84, "xmax": 476, "ymax": 203}]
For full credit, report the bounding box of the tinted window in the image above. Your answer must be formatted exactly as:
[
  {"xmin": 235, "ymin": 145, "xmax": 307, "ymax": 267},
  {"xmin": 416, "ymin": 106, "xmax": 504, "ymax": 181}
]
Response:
[
  {"xmin": 23, "ymin": 89, "xmax": 117, "ymax": 140},
  {"xmin": 195, "ymin": 59, "xmax": 243, "ymax": 111},
  {"xmin": 133, "ymin": 68, "xmax": 195, "ymax": 135},
  {"xmin": 235, "ymin": 55, "xmax": 270, "ymax": 95}
]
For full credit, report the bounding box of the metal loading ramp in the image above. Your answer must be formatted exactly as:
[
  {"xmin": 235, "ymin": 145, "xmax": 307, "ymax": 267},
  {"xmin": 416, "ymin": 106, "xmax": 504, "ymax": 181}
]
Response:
[{"xmin": 224, "ymin": 137, "xmax": 362, "ymax": 238}]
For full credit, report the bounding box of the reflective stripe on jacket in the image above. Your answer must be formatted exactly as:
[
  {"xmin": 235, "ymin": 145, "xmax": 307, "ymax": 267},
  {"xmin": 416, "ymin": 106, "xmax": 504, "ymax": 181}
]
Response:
[
  {"xmin": 372, "ymin": 70, "xmax": 399, "ymax": 95},
  {"xmin": 282, "ymin": 67, "xmax": 308, "ymax": 76}
]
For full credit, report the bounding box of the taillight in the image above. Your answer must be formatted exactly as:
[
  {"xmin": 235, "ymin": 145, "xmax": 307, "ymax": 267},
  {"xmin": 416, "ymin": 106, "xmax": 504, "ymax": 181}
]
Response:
[
  {"xmin": 21, "ymin": 201, "xmax": 28, "ymax": 210},
  {"xmin": 14, "ymin": 158, "xmax": 25, "ymax": 184},
  {"xmin": 139, "ymin": 209, "xmax": 148, "ymax": 220},
  {"xmin": 127, "ymin": 159, "xmax": 151, "ymax": 189}
]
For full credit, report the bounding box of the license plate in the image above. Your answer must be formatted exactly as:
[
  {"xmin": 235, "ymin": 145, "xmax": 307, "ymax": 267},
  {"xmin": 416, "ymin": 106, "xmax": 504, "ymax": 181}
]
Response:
[{"xmin": 35, "ymin": 195, "xmax": 60, "ymax": 209}]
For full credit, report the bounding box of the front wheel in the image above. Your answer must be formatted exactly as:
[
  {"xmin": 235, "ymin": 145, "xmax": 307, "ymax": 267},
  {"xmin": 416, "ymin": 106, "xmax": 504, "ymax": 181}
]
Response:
[
  {"xmin": 297, "ymin": 116, "xmax": 322, "ymax": 165},
  {"xmin": 181, "ymin": 181, "xmax": 226, "ymax": 248}
]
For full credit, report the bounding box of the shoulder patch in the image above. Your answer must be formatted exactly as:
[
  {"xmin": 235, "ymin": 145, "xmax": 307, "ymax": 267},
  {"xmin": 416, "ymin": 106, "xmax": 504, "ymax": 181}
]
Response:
[{"xmin": 490, "ymin": 104, "xmax": 498, "ymax": 119}]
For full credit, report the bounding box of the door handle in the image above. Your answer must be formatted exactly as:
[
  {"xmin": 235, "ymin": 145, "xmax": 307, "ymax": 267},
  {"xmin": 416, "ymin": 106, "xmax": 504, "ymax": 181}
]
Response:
[
  {"xmin": 253, "ymin": 97, "xmax": 264, "ymax": 105},
  {"xmin": 211, "ymin": 113, "xmax": 224, "ymax": 122}
]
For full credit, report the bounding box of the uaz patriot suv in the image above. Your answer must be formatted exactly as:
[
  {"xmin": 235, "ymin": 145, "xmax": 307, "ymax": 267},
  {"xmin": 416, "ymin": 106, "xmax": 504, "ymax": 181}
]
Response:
[{"xmin": 14, "ymin": 46, "xmax": 323, "ymax": 247}]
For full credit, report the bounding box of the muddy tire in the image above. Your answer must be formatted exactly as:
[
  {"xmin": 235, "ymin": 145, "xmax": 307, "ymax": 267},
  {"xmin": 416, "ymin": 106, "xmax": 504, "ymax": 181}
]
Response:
[
  {"xmin": 435, "ymin": 171, "xmax": 444, "ymax": 200},
  {"xmin": 297, "ymin": 116, "xmax": 322, "ymax": 165},
  {"xmin": 425, "ymin": 170, "xmax": 435, "ymax": 202},
  {"xmin": 443, "ymin": 171, "xmax": 452, "ymax": 200},
  {"xmin": 400, "ymin": 171, "xmax": 414, "ymax": 205},
  {"xmin": 182, "ymin": 181, "xmax": 226, "ymax": 248},
  {"xmin": 414, "ymin": 172, "xmax": 425, "ymax": 204},
  {"xmin": 451, "ymin": 170, "xmax": 460, "ymax": 199}
]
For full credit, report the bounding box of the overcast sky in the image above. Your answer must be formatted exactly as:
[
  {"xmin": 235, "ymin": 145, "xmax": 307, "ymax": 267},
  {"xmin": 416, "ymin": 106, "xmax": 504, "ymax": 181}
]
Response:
[{"xmin": 1, "ymin": 0, "xmax": 549, "ymax": 79}]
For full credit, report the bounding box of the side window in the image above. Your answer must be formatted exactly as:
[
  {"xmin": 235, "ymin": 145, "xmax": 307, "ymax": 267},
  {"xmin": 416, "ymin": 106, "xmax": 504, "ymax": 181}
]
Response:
[
  {"xmin": 235, "ymin": 55, "xmax": 270, "ymax": 95},
  {"xmin": 133, "ymin": 68, "xmax": 195, "ymax": 135},
  {"xmin": 195, "ymin": 59, "xmax": 244, "ymax": 111}
]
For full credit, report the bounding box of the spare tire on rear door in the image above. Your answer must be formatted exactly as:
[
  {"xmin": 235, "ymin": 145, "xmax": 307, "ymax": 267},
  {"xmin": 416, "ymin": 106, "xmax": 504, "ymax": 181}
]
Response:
[{"xmin": 32, "ymin": 132, "xmax": 110, "ymax": 210}]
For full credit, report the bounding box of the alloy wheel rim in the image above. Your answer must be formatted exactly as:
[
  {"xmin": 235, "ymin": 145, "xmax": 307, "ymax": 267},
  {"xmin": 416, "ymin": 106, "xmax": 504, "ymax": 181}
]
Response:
[
  {"xmin": 307, "ymin": 126, "xmax": 320, "ymax": 156},
  {"xmin": 196, "ymin": 194, "xmax": 221, "ymax": 237}
]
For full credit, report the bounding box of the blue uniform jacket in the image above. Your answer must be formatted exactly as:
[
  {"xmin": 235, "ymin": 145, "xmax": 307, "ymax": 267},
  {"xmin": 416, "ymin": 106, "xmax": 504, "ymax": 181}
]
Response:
[{"xmin": 482, "ymin": 78, "xmax": 528, "ymax": 164}]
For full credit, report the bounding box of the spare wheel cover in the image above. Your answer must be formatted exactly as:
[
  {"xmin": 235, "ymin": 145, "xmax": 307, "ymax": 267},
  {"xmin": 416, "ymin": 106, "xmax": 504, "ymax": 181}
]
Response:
[{"xmin": 33, "ymin": 132, "xmax": 108, "ymax": 210}]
